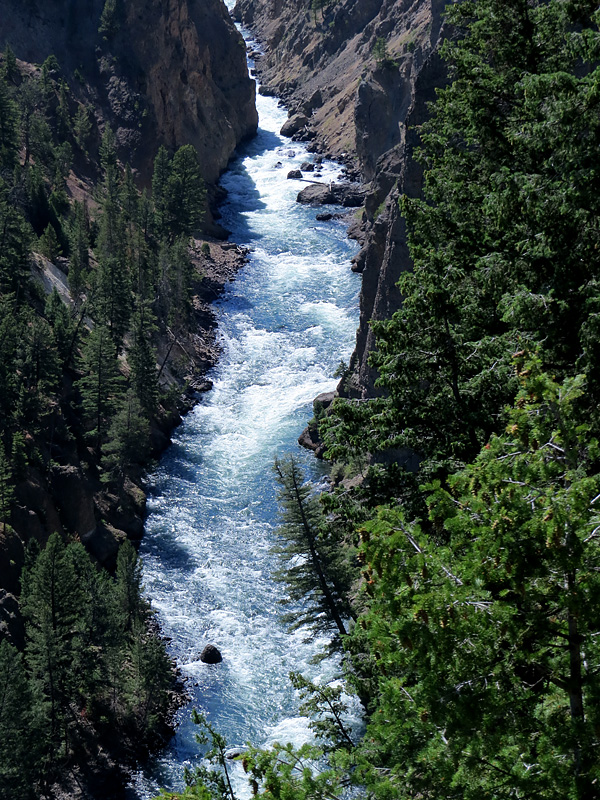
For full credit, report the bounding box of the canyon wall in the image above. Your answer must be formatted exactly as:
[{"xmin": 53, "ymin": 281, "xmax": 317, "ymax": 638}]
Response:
[
  {"xmin": 234, "ymin": 0, "xmax": 448, "ymax": 397},
  {"xmin": 0, "ymin": 0, "xmax": 258, "ymax": 184}
]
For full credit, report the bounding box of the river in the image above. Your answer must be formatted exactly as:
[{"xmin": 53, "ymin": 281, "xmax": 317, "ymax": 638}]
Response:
[{"xmin": 128, "ymin": 16, "xmax": 361, "ymax": 799}]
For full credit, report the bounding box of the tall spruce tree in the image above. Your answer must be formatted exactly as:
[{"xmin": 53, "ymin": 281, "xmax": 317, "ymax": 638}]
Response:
[
  {"xmin": 272, "ymin": 456, "xmax": 350, "ymax": 640},
  {"xmin": 21, "ymin": 533, "xmax": 87, "ymax": 765},
  {"xmin": 0, "ymin": 641, "xmax": 36, "ymax": 799},
  {"xmin": 77, "ymin": 323, "xmax": 124, "ymax": 453}
]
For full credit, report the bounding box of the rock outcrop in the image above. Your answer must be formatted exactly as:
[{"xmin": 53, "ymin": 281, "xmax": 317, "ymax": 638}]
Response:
[
  {"xmin": 234, "ymin": 0, "xmax": 448, "ymax": 398},
  {"xmin": 0, "ymin": 0, "xmax": 258, "ymax": 184}
]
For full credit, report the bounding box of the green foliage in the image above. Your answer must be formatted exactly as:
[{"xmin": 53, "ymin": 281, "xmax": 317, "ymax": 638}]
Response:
[
  {"xmin": 152, "ymin": 144, "xmax": 206, "ymax": 242},
  {"xmin": 72, "ymin": 104, "xmax": 92, "ymax": 152},
  {"xmin": 1, "ymin": 45, "xmax": 18, "ymax": 85},
  {"xmin": 272, "ymin": 456, "xmax": 353, "ymax": 642},
  {"xmin": 0, "ymin": 641, "xmax": 36, "ymax": 799},
  {"xmin": 17, "ymin": 535, "xmax": 174, "ymax": 785},
  {"xmin": 155, "ymin": 712, "xmax": 344, "ymax": 800},
  {"xmin": 324, "ymin": 0, "xmax": 600, "ymax": 487},
  {"xmin": 67, "ymin": 200, "xmax": 90, "ymax": 296},
  {"xmin": 102, "ymin": 391, "xmax": 151, "ymax": 482},
  {"xmin": 349, "ymin": 363, "xmax": 600, "ymax": 798},
  {"xmin": 77, "ymin": 323, "xmax": 124, "ymax": 452},
  {"xmin": 0, "ymin": 180, "xmax": 32, "ymax": 298},
  {"xmin": 38, "ymin": 222, "xmax": 62, "ymax": 261},
  {"xmin": 0, "ymin": 440, "xmax": 14, "ymax": 532},
  {"xmin": 0, "ymin": 70, "xmax": 19, "ymax": 169},
  {"xmin": 99, "ymin": 0, "xmax": 120, "ymax": 39},
  {"xmin": 372, "ymin": 37, "xmax": 396, "ymax": 68},
  {"xmin": 0, "ymin": 41, "xmax": 205, "ymax": 795},
  {"xmin": 289, "ymin": 672, "xmax": 354, "ymax": 751}
]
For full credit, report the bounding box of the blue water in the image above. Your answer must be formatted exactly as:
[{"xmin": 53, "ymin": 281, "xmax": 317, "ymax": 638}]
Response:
[{"xmin": 129, "ymin": 20, "xmax": 361, "ymax": 799}]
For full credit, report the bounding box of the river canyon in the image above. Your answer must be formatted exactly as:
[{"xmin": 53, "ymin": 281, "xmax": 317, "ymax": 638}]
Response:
[{"xmin": 129, "ymin": 22, "xmax": 362, "ymax": 798}]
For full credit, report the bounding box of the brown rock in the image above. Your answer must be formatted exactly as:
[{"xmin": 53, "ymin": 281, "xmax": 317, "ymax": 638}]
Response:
[
  {"xmin": 50, "ymin": 465, "xmax": 97, "ymax": 539},
  {"xmin": 200, "ymin": 644, "xmax": 223, "ymax": 664},
  {"xmin": 280, "ymin": 113, "xmax": 308, "ymax": 137}
]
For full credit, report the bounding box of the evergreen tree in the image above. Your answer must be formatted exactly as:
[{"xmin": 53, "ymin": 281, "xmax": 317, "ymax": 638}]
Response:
[
  {"xmin": 151, "ymin": 144, "xmax": 172, "ymax": 240},
  {"xmin": 0, "ymin": 180, "xmax": 32, "ymax": 300},
  {"xmin": 323, "ymin": 0, "xmax": 600, "ymax": 484},
  {"xmin": 167, "ymin": 144, "xmax": 205, "ymax": 239},
  {"xmin": 68, "ymin": 200, "xmax": 90, "ymax": 297},
  {"xmin": 114, "ymin": 539, "xmax": 147, "ymax": 634},
  {"xmin": 94, "ymin": 254, "xmax": 131, "ymax": 346},
  {"xmin": 45, "ymin": 288, "xmax": 75, "ymax": 365},
  {"xmin": 72, "ymin": 103, "xmax": 92, "ymax": 153},
  {"xmin": 102, "ymin": 391, "xmax": 150, "ymax": 483},
  {"xmin": 0, "ymin": 71, "xmax": 18, "ymax": 170},
  {"xmin": 1, "ymin": 44, "xmax": 18, "ymax": 85},
  {"xmin": 352, "ymin": 361, "xmax": 600, "ymax": 799},
  {"xmin": 0, "ymin": 440, "xmax": 14, "ymax": 534},
  {"xmin": 21, "ymin": 532, "xmax": 87, "ymax": 765},
  {"xmin": 0, "ymin": 640, "xmax": 36, "ymax": 799},
  {"xmin": 77, "ymin": 323, "xmax": 124, "ymax": 453},
  {"xmin": 129, "ymin": 300, "xmax": 158, "ymax": 415},
  {"xmin": 272, "ymin": 456, "xmax": 350, "ymax": 640},
  {"xmin": 38, "ymin": 222, "xmax": 62, "ymax": 261}
]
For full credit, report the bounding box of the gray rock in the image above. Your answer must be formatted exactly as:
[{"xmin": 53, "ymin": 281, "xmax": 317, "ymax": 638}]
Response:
[
  {"xmin": 297, "ymin": 182, "xmax": 365, "ymax": 207},
  {"xmin": 316, "ymin": 212, "xmax": 333, "ymax": 221},
  {"xmin": 280, "ymin": 113, "xmax": 309, "ymax": 137},
  {"xmin": 225, "ymin": 746, "xmax": 249, "ymax": 760},
  {"xmin": 287, "ymin": 169, "xmax": 302, "ymax": 179},
  {"xmin": 300, "ymin": 162, "xmax": 315, "ymax": 172}
]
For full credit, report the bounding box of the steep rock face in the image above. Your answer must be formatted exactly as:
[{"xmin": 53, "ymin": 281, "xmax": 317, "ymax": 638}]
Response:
[
  {"xmin": 234, "ymin": 0, "xmax": 448, "ymax": 397},
  {"xmin": 0, "ymin": 0, "xmax": 258, "ymax": 183}
]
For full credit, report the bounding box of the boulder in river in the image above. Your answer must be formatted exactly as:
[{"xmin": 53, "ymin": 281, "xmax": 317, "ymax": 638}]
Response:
[
  {"xmin": 316, "ymin": 212, "xmax": 333, "ymax": 221},
  {"xmin": 280, "ymin": 113, "xmax": 308, "ymax": 137},
  {"xmin": 297, "ymin": 182, "xmax": 366, "ymax": 207},
  {"xmin": 287, "ymin": 169, "xmax": 302, "ymax": 179},
  {"xmin": 300, "ymin": 162, "xmax": 315, "ymax": 172},
  {"xmin": 200, "ymin": 644, "xmax": 223, "ymax": 664}
]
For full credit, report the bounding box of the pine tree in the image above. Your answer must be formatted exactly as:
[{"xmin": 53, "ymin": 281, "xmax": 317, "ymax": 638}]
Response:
[
  {"xmin": 102, "ymin": 391, "xmax": 150, "ymax": 483},
  {"xmin": 353, "ymin": 360, "xmax": 600, "ymax": 799},
  {"xmin": 272, "ymin": 456, "xmax": 349, "ymax": 640},
  {"xmin": 38, "ymin": 222, "xmax": 62, "ymax": 261},
  {"xmin": 68, "ymin": 200, "xmax": 90, "ymax": 297},
  {"xmin": 167, "ymin": 144, "xmax": 205, "ymax": 239},
  {"xmin": 0, "ymin": 640, "xmax": 36, "ymax": 799},
  {"xmin": 151, "ymin": 144, "xmax": 171, "ymax": 241},
  {"xmin": 0, "ymin": 180, "xmax": 32, "ymax": 300},
  {"xmin": 72, "ymin": 103, "xmax": 92, "ymax": 152},
  {"xmin": 0, "ymin": 71, "xmax": 18, "ymax": 169},
  {"xmin": 323, "ymin": 0, "xmax": 600, "ymax": 485},
  {"xmin": 21, "ymin": 533, "xmax": 87, "ymax": 765},
  {"xmin": 129, "ymin": 300, "xmax": 158, "ymax": 415},
  {"xmin": 77, "ymin": 323, "xmax": 124, "ymax": 453},
  {"xmin": 1, "ymin": 44, "xmax": 18, "ymax": 85},
  {"xmin": 0, "ymin": 440, "xmax": 14, "ymax": 534}
]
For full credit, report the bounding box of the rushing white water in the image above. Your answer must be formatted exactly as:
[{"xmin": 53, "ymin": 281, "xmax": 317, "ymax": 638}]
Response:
[{"xmin": 128, "ymin": 19, "xmax": 361, "ymax": 800}]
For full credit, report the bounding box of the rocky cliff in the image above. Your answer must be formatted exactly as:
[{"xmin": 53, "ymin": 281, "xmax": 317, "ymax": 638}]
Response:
[
  {"xmin": 0, "ymin": 0, "xmax": 258, "ymax": 641},
  {"xmin": 233, "ymin": 0, "xmax": 448, "ymax": 397},
  {"xmin": 0, "ymin": 0, "xmax": 258, "ymax": 185}
]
